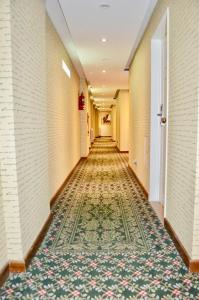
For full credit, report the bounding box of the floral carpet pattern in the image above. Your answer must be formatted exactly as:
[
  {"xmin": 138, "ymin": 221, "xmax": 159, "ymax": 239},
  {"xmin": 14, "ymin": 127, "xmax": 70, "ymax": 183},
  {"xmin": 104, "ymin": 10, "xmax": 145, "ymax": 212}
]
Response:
[{"xmin": 1, "ymin": 138, "xmax": 199, "ymax": 299}]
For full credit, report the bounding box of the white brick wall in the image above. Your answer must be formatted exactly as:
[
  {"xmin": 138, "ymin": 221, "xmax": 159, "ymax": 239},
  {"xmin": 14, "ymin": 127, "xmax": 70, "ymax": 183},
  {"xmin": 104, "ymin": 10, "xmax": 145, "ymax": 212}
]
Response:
[
  {"xmin": 46, "ymin": 16, "xmax": 81, "ymax": 198},
  {"xmin": 193, "ymin": 87, "xmax": 199, "ymax": 259},
  {"xmin": 0, "ymin": 0, "xmax": 87, "ymax": 269},
  {"xmin": 0, "ymin": 172, "xmax": 8, "ymax": 271},
  {"xmin": 0, "ymin": 0, "xmax": 50, "ymax": 264},
  {"xmin": 129, "ymin": 0, "xmax": 199, "ymax": 259},
  {"xmin": 10, "ymin": 0, "xmax": 50, "ymax": 257},
  {"xmin": 0, "ymin": 0, "xmax": 23, "ymax": 262}
]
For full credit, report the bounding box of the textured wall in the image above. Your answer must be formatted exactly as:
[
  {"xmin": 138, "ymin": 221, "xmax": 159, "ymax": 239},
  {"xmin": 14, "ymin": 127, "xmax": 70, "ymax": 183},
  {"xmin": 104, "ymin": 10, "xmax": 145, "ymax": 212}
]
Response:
[
  {"xmin": 0, "ymin": 174, "xmax": 7, "ymax": 271},
  {"xmin": 129, "ymin": 0, "xmax": 199, "ymax": 258},
  {"xmin": 0, "ymin": 0, "xmax": 23, "ymax": 262},
  {"xmin": 79, "ymin": 80, "xmax": 90, "ymax": 157},
  {"xmin": 116, "ymin": 100, "xmax": 120, "ymax": 148},
  {"xmin": 193, "ymin": 86, "xmax": 199, "ymax": 259},
  {"xmin": 10, "ymin": 0, "xmax": 50, "ymax": 257},
  {"xmin": 112, "ymin": 106, "xmax": 117, "ymax": 142},
  {"xmin": 117, "ymin": 90, "xmax": 129, "ymax": 151},
  {"xmin": 46, "ymin": 16, "xmax": 81, "ymax": 197},
  {"xmin": 0, "ymin": 0, "xmax": 84, "ymax": 267}
]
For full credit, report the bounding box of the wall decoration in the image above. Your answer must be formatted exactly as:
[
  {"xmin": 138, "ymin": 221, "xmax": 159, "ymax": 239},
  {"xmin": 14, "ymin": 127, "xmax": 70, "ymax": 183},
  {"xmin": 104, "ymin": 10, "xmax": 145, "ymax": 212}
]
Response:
[{"xmin": 102, "ymin": 113, "xmax": 111, "ymax": 125}]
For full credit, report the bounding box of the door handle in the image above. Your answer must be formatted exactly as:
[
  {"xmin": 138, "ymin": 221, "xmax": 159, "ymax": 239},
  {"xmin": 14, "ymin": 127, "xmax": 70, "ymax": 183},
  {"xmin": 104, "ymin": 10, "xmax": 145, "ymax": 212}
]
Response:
[{"xmin": 161, "ymin": 117, "xmax": 166, "ymax": 124}]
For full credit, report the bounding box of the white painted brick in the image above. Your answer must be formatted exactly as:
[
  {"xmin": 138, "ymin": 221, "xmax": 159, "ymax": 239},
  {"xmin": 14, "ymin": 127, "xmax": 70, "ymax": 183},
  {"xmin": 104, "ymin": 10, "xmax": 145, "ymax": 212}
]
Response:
[
  {"xmin": 0, "ymin": 0, "xmax": 23, "ymax": 264},
  {"xmin": 46, "ymin": 16, "xmax": 81, "ymax": 199},
  {"xmin": 129, "ymin": 0, "xmax": 199, "ymax": 258}
]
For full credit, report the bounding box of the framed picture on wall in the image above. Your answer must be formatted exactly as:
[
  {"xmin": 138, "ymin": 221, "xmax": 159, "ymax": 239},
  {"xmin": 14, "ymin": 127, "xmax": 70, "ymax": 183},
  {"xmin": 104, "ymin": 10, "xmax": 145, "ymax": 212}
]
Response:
[{"xmin": 102, "ymin": 113, "xmax": 111, "ymax": 125}]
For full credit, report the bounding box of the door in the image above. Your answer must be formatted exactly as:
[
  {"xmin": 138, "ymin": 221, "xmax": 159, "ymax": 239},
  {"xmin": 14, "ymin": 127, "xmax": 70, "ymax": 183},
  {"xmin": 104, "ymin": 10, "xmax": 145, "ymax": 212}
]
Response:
[
  {"xmin": 149, "ymin": 9, "xmax": 169, "ymax": 215},
  {"xmin": 159, "ymin": 33, "xmax": 167, "ymax": 207}
]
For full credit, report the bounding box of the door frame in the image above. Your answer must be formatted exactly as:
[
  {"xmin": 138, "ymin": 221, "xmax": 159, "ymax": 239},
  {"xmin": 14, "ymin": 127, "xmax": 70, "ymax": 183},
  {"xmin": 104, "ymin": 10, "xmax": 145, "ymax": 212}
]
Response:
[{"xmin": 149, "ymin": 8, "xmax": 169, "ymax": 218}]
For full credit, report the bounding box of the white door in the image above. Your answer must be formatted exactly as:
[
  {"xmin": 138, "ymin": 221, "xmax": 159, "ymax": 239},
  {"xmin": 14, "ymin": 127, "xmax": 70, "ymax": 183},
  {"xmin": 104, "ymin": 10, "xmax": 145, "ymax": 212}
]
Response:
[
  {"xmin": 159, "ymin": 33, "xmax": 167, "ymax": 207},
  {"xmin": 149, "ymin": 9, "xmax": 169, "ymax": 215}
]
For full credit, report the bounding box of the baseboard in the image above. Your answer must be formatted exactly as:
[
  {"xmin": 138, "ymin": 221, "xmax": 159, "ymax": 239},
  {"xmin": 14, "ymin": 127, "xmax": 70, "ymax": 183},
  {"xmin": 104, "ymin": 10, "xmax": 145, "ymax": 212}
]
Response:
[
  {"xmin": 3, "ymin": 158, "xmax": 88, "ymax": 278},
  {"xmin": 164, "ymin": 218, "xmax": 199, "ymax": 272},
  {"xmin": 9, "ymin": 261, "xmax": 26, "ymax": 273},
  {"xmin": 50, "ymin": 158, "xmax": 84, "ymax": 208},
  {"xmin": 9, "ymin": 212, "xmax": 53, "ymax": 273},
  {"xmin": 8, "ymin": 158, "xmax": 87, "ymax": 275},
  {"xmin": 0, "ymin": 263, "xmax": 9, "ymax": 287},
  {"xmin": 25, "ymin": 213, "xmax": 53, "ymax": 268},
  {"xmin": 128, "ymin": 164, "xmax": 148, "ymax": 198},
  {"xmin": 116, "ymin": 146, "xmax": 129, "ymax": 153}
]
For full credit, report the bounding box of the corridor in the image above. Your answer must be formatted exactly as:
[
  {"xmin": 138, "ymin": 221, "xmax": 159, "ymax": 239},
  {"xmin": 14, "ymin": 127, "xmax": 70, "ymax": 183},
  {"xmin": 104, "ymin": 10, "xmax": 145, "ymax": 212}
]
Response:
[{"xmin": 1, "ymin": 139, "xmax": 199, "ymax": 299}]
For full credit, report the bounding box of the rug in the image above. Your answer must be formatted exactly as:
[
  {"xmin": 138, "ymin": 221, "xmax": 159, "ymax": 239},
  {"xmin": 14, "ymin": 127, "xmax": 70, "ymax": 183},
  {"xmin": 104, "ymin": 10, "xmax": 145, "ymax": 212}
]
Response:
[{"xmin": 0, "ymin": 138, "xmax": 199, "ymax": 299}]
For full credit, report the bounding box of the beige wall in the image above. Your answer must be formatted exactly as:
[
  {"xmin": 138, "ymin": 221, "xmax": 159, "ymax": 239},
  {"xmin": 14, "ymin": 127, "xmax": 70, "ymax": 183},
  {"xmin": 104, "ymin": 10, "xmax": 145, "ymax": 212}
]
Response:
[
  {"xmin": 129, "ymin": 0, "xmax": 199, "ymax": 259},
  {"xmin": 94, "ymin": 109, "xmax": 99, "ymax": 137},
  {"xmin": 47, "ymin": 16, "xmax": 81, "ymax": 197},
  {"xmin": 116, "ymin": 90, "xmax": 129, "ymax": 151},
  {"xmin": 112, "ymin": 106, "xmax": 117, "ymax": 142},
  {"xmin": 0, "ymin": 0, "xmax": 16, "ymax": 268},
  {"xmin": 79, "ymin": 79, "xmax": 90, "ymax": 157},
  {"xmin": 0, "ymin": 174, "xmax": 7, "ymax": 271},
  {"xmin": 116, "ymin": 100, "xmax": 120, "ymax": 148},
  {"xmin": 0, "ymin": 0, "xmax": 83, "ymax": 270},
  {"xmin": 118, "ymin": 91, "xmax": 129, "ymax": 151},
  {"xmin": 11, "ymin": 0, "xmax": 50, "ymax": 258}
]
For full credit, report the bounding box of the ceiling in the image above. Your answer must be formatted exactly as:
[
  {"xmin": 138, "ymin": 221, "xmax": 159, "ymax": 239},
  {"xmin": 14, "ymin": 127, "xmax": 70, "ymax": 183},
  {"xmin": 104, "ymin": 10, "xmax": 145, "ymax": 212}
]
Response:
[{"xmin": 46, "ymin": 0, "xmax": 157, "ymax": 110}]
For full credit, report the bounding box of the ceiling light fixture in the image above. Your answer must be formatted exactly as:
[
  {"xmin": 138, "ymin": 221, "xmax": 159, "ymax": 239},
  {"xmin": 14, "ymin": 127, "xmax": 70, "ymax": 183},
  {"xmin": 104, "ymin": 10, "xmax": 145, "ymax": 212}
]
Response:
[
  {"xmin": 62, "ymin": 60, "xmax": 71, "ymax": 78},
  {"xmin": 99, "ymin": 4, "xmax": 110, "ymax": 9},
  {"xmin": 101, "ymin": 38, "xmax": 107, "ymax": 43},
  {"xmin": 102, "ymin": 70, "xmax": 106, "ymax": 73}
]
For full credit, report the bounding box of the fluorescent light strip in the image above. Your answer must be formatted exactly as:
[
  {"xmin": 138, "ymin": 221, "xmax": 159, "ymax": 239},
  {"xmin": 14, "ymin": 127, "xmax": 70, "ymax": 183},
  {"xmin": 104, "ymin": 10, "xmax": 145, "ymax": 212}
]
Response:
[{"xmin": 62, "ymin": 60, "xmax": 71, "ymax": 78}]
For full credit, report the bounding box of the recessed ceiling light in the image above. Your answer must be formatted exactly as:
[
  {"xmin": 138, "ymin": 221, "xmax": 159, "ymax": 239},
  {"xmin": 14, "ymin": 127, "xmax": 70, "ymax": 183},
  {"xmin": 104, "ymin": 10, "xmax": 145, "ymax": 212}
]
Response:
[
  {"xmin": 102, "ymin": 70, "xmax": 106, "ymax": 73},
  {"xmin": 101, "ymin": 38, "xmax": 107, "ymax": 43},
  {"xmin": 100, "ymin": 4, "xmax": 110, "ymax": 9}
]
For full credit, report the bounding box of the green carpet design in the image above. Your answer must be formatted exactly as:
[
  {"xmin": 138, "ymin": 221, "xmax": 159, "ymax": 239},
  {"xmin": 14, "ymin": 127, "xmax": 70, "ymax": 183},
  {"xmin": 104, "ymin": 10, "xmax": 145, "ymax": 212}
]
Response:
[{"xmin": 1, "ymin": 138, "xmax": 199, "ymax": 299}]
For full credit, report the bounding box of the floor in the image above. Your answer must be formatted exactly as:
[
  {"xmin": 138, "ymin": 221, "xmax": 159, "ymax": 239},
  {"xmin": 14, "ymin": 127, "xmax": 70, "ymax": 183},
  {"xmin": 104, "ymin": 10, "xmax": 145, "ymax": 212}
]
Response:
[
  {"xmin": 1, "ymin": 138, "xmax": 199, "ymax": 299},
  {"xmin": 150, "ymin": 202, "xmax": 164, "ymax": 224}
]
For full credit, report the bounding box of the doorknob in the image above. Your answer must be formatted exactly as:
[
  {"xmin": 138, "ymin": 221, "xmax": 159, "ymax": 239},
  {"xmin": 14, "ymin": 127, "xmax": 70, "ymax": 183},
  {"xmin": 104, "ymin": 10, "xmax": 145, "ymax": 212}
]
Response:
[{"xmin": 161, "ymin": 117, "xmax": 166, "ymax": 124}]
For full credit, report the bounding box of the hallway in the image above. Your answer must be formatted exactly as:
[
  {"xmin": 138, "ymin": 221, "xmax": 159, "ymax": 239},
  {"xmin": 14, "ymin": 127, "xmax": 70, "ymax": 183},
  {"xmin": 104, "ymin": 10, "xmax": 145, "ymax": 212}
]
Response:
[{"xmin": 1, "ymin": 139, "xmax": 199, "ymax": 299}]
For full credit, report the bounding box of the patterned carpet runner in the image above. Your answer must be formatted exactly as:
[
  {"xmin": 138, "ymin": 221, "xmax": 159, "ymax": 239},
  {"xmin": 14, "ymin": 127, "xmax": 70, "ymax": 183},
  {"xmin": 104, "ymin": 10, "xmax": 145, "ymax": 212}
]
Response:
[{"xmin": 0, "ymin": 138, "xmax": 199, "ymax": 299}]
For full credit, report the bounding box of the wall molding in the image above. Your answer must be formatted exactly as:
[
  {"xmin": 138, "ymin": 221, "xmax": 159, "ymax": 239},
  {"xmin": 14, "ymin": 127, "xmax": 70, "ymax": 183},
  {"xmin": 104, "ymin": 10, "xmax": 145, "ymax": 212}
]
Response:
[
  {"xmin": 128, "ymin": 164, "xmax": 148, "ymax": 198},
  {"xmin": 0, "ymin": 263, "xmax": 9, "ymax": 287},
  {"xmin": 164, "ymin": 218, "xmax": 199, "ymax": 272}
]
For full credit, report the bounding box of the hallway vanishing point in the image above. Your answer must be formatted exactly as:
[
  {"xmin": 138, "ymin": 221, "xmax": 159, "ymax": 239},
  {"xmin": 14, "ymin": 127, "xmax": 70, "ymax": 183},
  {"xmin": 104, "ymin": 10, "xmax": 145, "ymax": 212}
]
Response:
[{"xmin": 1, "ymin": 139, "xmax": 199, "ymax": 299}]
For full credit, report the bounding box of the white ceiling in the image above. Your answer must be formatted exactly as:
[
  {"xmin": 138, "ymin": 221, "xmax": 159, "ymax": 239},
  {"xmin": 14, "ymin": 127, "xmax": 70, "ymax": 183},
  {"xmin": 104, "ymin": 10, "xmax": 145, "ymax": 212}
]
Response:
[{"xmin": 46, "ymin": 0, "xmax": 157, "ymax": 108}]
